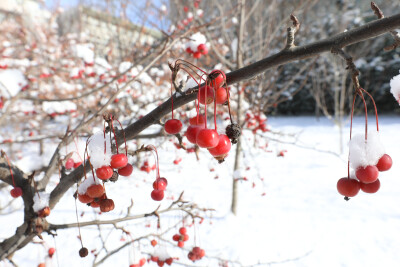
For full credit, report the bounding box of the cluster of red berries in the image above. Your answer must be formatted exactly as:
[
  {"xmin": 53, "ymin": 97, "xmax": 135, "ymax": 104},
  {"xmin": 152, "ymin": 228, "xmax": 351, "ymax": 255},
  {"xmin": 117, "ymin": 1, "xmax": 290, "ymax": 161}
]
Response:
[
  {"xmin": 164, "ymin": 67, "xmax": 236, "ymax": 163},
  {"xmin": 151, "ymin": 177, "xmax": 168, "ymax": 201},
  {"xmin": 140, "ymin": 160, "xmax": 156, "ymax": 173},
  {"xmin": 186, "ymin": 43, "xmax": 208, "ymax": 59},
  {"xmin": 95, "ymin": 152, "xmax": 133, "ymax": 180},
  {"xmin": 149, "ymin": 256, "xmax": 174, "ymax": 266},
  {"xmin": 65, "ymin": 157, "xmax": 82, "ymax": 170},
  {"xmin": 187, "ymin": 246, "xmax": 205, "ymax": 262},
  {"xmin": 172, "ymin": 227, "xmax": 189, "ymax": 247},
  {"xmin": 245, "ymin": 111, "xmax": 268, "ymax": 134},
  {"xmin": 78, "ymin": 184, "xmax": 115, "ymax": 212},
  {"xmin": 337, "ymin": 153, "xmax": 392, "ymax": 199}
]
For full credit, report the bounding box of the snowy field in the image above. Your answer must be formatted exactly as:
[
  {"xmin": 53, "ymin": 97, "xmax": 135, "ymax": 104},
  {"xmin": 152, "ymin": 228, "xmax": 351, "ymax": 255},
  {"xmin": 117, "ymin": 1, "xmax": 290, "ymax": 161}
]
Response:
[{"xmin": 1, "ymin": 116, "xmax": 400, "ymax": 267}]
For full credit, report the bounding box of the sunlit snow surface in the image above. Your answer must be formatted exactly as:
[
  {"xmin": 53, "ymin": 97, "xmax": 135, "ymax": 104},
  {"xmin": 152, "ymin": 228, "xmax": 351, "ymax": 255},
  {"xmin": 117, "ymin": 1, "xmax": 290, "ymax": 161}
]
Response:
[{"xmin": 2, "ymin": 116, "xmax": 400, "ymax": 267}]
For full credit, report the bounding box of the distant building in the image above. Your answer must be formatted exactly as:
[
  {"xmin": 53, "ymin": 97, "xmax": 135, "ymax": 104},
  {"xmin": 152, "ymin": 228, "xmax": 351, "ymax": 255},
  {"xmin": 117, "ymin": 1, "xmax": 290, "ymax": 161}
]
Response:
[
  {"xmin": 57, "ymin": 6, "xmax": 163, "ymax": 62},
  {"xmin": 0, "ymin": 0, "xmax": 49, "ymax": 22}
]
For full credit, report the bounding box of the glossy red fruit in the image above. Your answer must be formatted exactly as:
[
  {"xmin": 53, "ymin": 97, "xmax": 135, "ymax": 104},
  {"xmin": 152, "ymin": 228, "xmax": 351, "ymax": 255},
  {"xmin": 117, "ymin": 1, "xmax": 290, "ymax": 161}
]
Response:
[
  {"xmin": 65, "ymin": 158, "xmax": 74, "ymax": 170},
  {"xmin": 100, "ymin": 198, "xmax": 115, "ymax": 212},
  {"xmin": 165, "ymin": 119, "xmax": 183, "ymax": 134},
  {"xmin": 186, "ymin": 47, "xmax": 193, "ymax": 54},
  {"xmin": 196, "ymin": 129, "xmax": 219, "ymax": 148},
  {"xmin": 183, "ymin": 234, "xmax": 189, "ymax": 241},
  {"xmin": 186, "ymin": 125, "xmax": 204, "ymax": 144},
  {"xmin": 78, "ymin": 193, "xmax": 93, "ymax": 204},
  {"xmin": 376, "ymin": 154, "xmax": 392, "ymax": 172},
  {"xmin": 157, "ymin": 260, "xmax": 164, "ymax": 267},
  {"xmin": 197, "ymin": 44, "xmax": 208, "ymax": 55},
  {"xmin": 73, "ymin": 161, "xmax": 82, "ymax": 168},
  {"xmin": 118, "ymin": 163, "xmax": 133, "ymax": 176},
  {"xmin": 355, "ymin": 165, "xmax": 379, "ymax": 184},
  {"xmin": 208, "ymin": 134, "xmax": 231, "ymax": 157},
  {"xmin": 110, "ymin": 154, "xmax": 128, "ymax": 169},
  {"xmin": 209, "ymin": 70, "xmax": 225, "ymax": 89},
  {"xmin": 150, "ymin": 256, "xmax": 159, "ymax": 262},
  {"xmin": 199, "ymin": 85, "xmax": 214, "ymax": 105},
  {"xmin": 159, "ymin": 177, "xmax": 168, "ymax": 186},
  {"xmin": 151, "ymin": 239, "xmax": 157, "ymax": 247},
  {"xmin": 193, "ymin": 51, "xmax": 201, "ymax": 59},
  {"xmin": 360, "ymin": 179, "xmax": 380, "ymax": 193},
  {"xmin": 193, "ymin": 246, "xmax": 202, "ymax": 255},
  {"xmin": 179, "ymin": 227, "xmax": 187, "ymax": 235},
  {"xmin": 178, "ymin": 241, "xmax": 184, "ymax": 248},
  {"xmin": 139, "ymin": 258, "xmax": 146, "ymax": 266},
  {"xmin": 215, "ymin": 87, "xmax": 228, "ymax": 104},
  {"xmin": 38, "ymin": 206, "xmax": 51, "ymax": 217},
  {"xmin": 10, "ymin": 187, "xmax": 23, "ymax": 198},
  {"xmin": 199, "ymin": 249, "xmax": 205, "ymax": 257},
  {"xmin": 48, "ymin": 247, "xmax": 55, "ymax": 257},
  {"xmin": 96, "ymin": 166, "xmax": 114, "ymax": 180},
  {"xmin": 337, "ymin": 177, "xmax": 360, "ymax": 197},
  {"xmin": 151, "ymin": 189, "xmax": 164, "ymax": 201},
  {"xmin": 38, "ymin": 263, "xmax": 45, "ymax": 267},
  {"xmin": 90, "ymin": 200, "xmax": 101, "ymax": 208},
  {"xmin": 153, "ymin": 178, "xmax": 167, "ymax": 190},
  {"xmin": 173, "ymin": 234, "xmax": 180, "ymax": 241},
  {"xmin": 86, "ymin": 184, "xmax": 105, "ymax": 198},
  {"xmin": 189, "ymin": 114, "xmax": 206, "ymax": 126}
]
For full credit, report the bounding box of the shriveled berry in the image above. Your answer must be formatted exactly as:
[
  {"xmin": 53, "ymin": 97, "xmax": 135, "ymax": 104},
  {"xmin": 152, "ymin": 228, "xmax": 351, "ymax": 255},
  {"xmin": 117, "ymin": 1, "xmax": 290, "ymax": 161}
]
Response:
[
  {"xmin": 226, "ymin": 123, "xmax": 241, "ymax": 144},
  {"xmin": 79, "ymin": 247, "xmax": 88, "ymax": 257}
]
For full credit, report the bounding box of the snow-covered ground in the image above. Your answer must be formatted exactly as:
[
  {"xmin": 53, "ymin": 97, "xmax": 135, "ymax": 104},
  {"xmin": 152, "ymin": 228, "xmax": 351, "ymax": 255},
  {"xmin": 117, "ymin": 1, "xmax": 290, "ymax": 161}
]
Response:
[{"xmin": 2, "ymin": 116, "xmax": 400, "ymax": 267}]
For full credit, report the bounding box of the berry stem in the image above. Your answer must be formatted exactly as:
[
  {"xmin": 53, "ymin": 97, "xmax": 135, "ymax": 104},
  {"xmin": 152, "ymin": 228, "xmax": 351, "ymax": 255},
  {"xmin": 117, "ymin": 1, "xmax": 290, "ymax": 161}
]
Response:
[
  {"xmin": 146, "ymin": 145, "xmax": 160, "ymax": 179},
  {"xmin": 359, "ymin": 91, "xmax": 368, "ymax": 140},
  {"xmin": 114, "ymin": 118, "xmax": 128, "ymax": 157},
  {"xmin": 170, "ymin": 80, "xmax": 174, "ymax": 119},
  {"xmin": 360, "ymin": 88, "xmax": 379, "ymax": 132},
  {"xmin": 74, "ymin": 137, "xmax": 83, "ymax": 162},
  {"xmin": 348, "ymin": 93, "xmax": 357, "ymax": 179},
  {"xmin": 74, "ymin": 184, "xmax": 84, "ymax": 248},
  {"xmin": 110, "ymin": 119, "xmax": 119, "ymax": 154},
  {"xmin": 213, "ymin": 79, "xmax": 217, "ymax": 131}
]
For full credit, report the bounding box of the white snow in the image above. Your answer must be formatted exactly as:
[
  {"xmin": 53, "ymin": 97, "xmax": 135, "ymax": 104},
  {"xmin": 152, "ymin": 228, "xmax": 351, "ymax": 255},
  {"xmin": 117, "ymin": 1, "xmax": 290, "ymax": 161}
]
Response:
[
  {"xmin": 390, "ymin": 72, "xmax": 400, "ymax": 103},
  {"xmin": 349, "ymin": 131, "xmax": 385, "ymax": 168},
  {"xmin": 74, "ymin": 44, "xmax": 94, "ymax": 63},
  {"xmin": 153, "ymin": 246, "xmax": 170, "ymax": 261},
  {"xmin": 32, "ymin": 193, "xmax": 50, "ymax": 212},
  {"xmin": 78, "ymin": 176, "xmax": 101, "ymax": 195},
  {"xmin": 42, "ymin": 101, "xmax": 77, "ymax": 114},
  {"xmin": 0, "ymin": 69, "xmax": 27, "ymax": 97},
  {"xmin": 87, "ymin": 132, "xmax": 112, "ymax": 169}
]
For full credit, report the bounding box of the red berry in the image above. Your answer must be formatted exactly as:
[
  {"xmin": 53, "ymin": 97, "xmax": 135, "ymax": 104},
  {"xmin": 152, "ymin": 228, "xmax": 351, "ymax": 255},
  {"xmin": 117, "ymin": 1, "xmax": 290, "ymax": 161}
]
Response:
[
  {"xmin": 78, "ymin": 193, "xmax": 93, "ymax": 204},
  {"xmin": 199, "ymin": 85, "xmax": 214, "ymax": 105},
  {"xmin": 179, "ymin": 227, "xmax": 187, "ymax": 235},
  {"xmin": 197, "ymin": 44, "xmax": 208, "ymax": 55},
  {"xmin": 208, "ymin": 134, "xmax": 231, "ymax": 158},
  {"xmin": 159, "ymin": 177, "xmax": 168, "ymax": 186},
  {"xmin": 183, "ymin": 234, "xmax": 189, "ymax": 241},
  {"xmin": 355, "ymin": 165, "xmax": 379, "ymax": 184},
  {"xmin": 151, "ymin": 239, "xmax": 157, "ymax": 247},
  {"xmin": 10, "ymin": 187, "xmax": 23, "ymax": 198},
  {"xmin": 86, "ymin": 184, "xmax": 105, "ymax": 198},
  {"xmin": 38, "ymin": 206, "xmax": 51, "ymax": 217},
  {"xmin": 173, "ymin": 234, "xmax": 180, "ymax": 241},
  {"xmin": 183, "ymin": 6, "xmax": 189, "ymax": 12},
  {"xmin": 193, "ymin": 51, "xmax": 201, "ymax": 59},
  {"xmin": 157, "ymin": 260, "xmax": 164, "ymax": 267},
  {"xmin": 139, "ymin": 258, "xmax": 146, "ymax": 266},
  {"xmin": 215, "ymin": 87, "xmax": 228, "ymax": 104},
  {"xmin": 199, "ymin": 249, "xmax": 205, "ymax": 258},
  {"xmin": 100, "ymin": 198, "xmax": 115, "ymax": 212},
  {"xmin": 48, "ymin": 247, "xmax": 55, "ymax": 257},
  {"xmin": 196, "ymin": 128, "xmax": 219, "ymax": 148},
  {"xmin": 65, "ymin": 158, "xmax": 74, "ymax": 170},
  {"xmin": 186, "ymin": 125, "xmax": 204, "ymax": 144},
  {"xmin": 151, "ymin": 189, "xmax": 164, "ymax": 201},
  {"xmin": 151, "ymin": 256, "xmax": 159, "ymax": 262},
  {"xmin": 110, "ymin": 154, "xmax": 128, "ymax": 169},
  {"xmin": 360, "ymin": 179, "xmax": 380, "ymax": 193},
  {"xmin": 188, "ymin": 252, "xmax": 195, "ymax": 261},
  {"xmin": 337, "ymin": 177, "xmax": 360, "ymax": 197},
  {"xmin": 73, "ymin": 161, "xmax": 82, "ymax": 168},
  {"xmin": 165, "ymin": 258, "xmax": 173, "ymax": 265},
  {"xmin": 96, "ymin": 166, "xmax": 113, "ymax": 180},
  {"xmin": 118, "ymin": 163, "xmax": 133, "ymax": 176},
  {"xmin": 164, "ymin": 119, "xmax": 183, "ymax": 134},
  {"xmin": 38, "ymin": 263, "xmax": 45, "ymax": 267},
  {"xmin": 376, "ymin": 154, "xmax": 392, "ymax": 172},
  {"xmin": 186, "ymin": 47, "xmax": 193, "ymax": 54},
  {"xmin": 178, "ymin": 241, "xmax": 184, "ymax": 248},
  {"xmin": 189, "ymin": 115, "xmax": 206, "ymax": 126},
  {"xmin": 193, "ymin": 246, "xmax": 201, "ymax": 255},
  {"xmin": 209, "ymin": 70, "xmax": 225, "ymax": 89},
  {"xmin": 153, "ymin": 178, "xmax": 167, "ymax": 190}
]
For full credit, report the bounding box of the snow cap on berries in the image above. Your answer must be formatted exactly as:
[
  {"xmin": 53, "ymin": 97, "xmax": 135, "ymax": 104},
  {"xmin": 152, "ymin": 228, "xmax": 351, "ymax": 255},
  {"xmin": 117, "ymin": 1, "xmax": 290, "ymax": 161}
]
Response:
[
  {"xmin": 349, "ymin": 131, "xmax": 385, "ymax": 169},
  {"xmin": 87, "ymin": 132, "xmax": 112, "ymax": 169},
  {"xmin": 33, "ymin": 192, "xmax": 50, "ymax": 212},
  {"xmin": 78, "ymin": 177, "xmax": 101, "ymax": 195},
  {"xmin": 390, "ymin": 72, "xmax": 400, "ymax": 104},
  {"xmin": 153, "ymin": 246, "xmax": 170, "ymax": 261}
]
